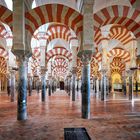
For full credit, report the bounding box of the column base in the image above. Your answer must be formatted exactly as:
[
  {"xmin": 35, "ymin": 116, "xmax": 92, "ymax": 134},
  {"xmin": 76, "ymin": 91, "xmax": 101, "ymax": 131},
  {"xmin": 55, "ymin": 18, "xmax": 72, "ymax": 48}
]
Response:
[{"xmin": 17, "ymin": 112, "xmax": 27, "ymax": 120}]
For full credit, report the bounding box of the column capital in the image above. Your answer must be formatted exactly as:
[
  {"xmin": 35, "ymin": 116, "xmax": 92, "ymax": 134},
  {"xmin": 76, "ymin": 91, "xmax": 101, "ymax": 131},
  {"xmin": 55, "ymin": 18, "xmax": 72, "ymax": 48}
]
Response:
[
  {"xmin": 41, "ymin": 68, "xmax": 47, "ymax": 76},
  {"xmin": 78, "ymin": 50, "xmax": 92, "ymax": 65},
  {"xmin": 100, "ymin": 68, "xmax": 108, "ymax": 75},
  {"xmin": 28, "ymin": 73, "xmax": 33, "ymax": 78},
  {"xmin": 126, "ymin": 69, "xmax": 134, "ymax": 76}
]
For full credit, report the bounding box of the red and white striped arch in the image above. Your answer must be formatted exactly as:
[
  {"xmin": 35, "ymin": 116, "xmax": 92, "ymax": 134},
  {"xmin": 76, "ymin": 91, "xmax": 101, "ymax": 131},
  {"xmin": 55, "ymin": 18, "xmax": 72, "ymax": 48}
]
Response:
[
  {"xmin": 0, "ymin": 6, "xmax": 12, "ymax": 29},
  {"xmin": 94, "ymin": 48, "xmax": 130, "ymax": 63},
  {"xmin": 94, "ymin": 5, "xmax": 140, "ymax": 38},
  {"xmin": 46, "ymin": 47, "xmax": 72, "ymax": 62},
  {"xmin": 90, "ymin": 58, "xmax": 99, "ymax": 77},
  {"xmin": 34, "ymin": 24, "xmax": 77, "ymax": 45},
  {"xmin": 30, "ymin": 57, "xmax": 40, "ymax": 75},
  {"xmin": 94, "ymin": 29, "xmax": 103, "ymax": 46},
  {"xmin": 52, "ymin": 57, "xmax": 68, "ymax": 69},
  {"xmin": 53, "ymin": 67, "xmax": 67, "ymax": 78},
  {"xmin": 47, "ymin": 24, "xmax": 77, "ymax": 44},
  {"xmin": 0, "ymin": 24, "xmax": 7, "ymax": 38},
  {"xmin": 108, "ymin": 48, "xmax": 130, "ymax": 62},
  {"xmin": 94, "ymin": 52, "xmax": 102, "ymax": 63},
  {"xmin": 111, "ymin": 57, "xmax": 125, "ymax": 74},
  {"xmin": 0, "ymin": 47, "xmax": 8, "ymax": 59},
  {"xmin": 109, "ymin": 25, "xmax": 135, "ymax": 45},
  {"xmin": 32, "ymin": 47, "xmax": 41, "ymax": 60},
  {"xmin": 25, "ymin": 4, "xmax": 83, "ymax": 37},
  {"xmin": 0, "ymin": 56, "xmax": 7, "ymax": 75}
]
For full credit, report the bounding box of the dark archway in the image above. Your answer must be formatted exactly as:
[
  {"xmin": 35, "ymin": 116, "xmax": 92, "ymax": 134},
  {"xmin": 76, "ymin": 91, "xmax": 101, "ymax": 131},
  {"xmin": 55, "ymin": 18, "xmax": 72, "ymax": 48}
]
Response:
[{"xmin": 60, "ymin": 81, "xmax": 64, "ymax": 90}]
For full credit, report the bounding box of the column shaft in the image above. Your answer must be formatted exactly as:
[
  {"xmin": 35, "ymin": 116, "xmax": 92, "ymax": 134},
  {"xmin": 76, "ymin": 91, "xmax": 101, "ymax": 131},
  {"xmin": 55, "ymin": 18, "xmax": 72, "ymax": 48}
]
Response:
[
  {"xmin": 122, "ymin": 78, "xmax": 126, "ymax": 96},
  {"xmin": 77, "ymin": 79, "xmax": 79, "ymax": 91},
  {"xmin": 129, "ymin": 75, "xmax": 133, "ymax": 100},
  {"xmin": 72, "ymin": 73, "xmax": 76, "ymax": 101},
  {"xmin": 28, "ymin": 77, "xmax": 32, "ymax": 96},
  {"xmin": 17, "ymin": 59, "xmax": 28, "ymax": 120},
  {"xmin": 41, "ymin": 75, "xmax": 46, "ymax": 101},
  {"xmin": 7, "ymin": 77, "xmax": 11, "ymax": 96},
  {"xmin": 101, "ymin": 75, "xmax": 106, "ymax": 101},
  {"xmin": 11, "ymin": 71, "xmax": 15, "ymax": 102},
  {"xmin": 81, "ymin": 63, "xmax": 90, "ymax": 119},
  {"xmin": 48, "ymin": 80, "xmax": 51, "ymax": 96}
]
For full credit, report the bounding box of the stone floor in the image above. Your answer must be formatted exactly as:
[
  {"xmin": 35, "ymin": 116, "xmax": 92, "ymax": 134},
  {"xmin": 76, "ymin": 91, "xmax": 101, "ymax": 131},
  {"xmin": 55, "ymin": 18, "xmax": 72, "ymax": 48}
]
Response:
[{"xmin": 0, "ymin": 90, "xmax": 140, "ymax": 140}]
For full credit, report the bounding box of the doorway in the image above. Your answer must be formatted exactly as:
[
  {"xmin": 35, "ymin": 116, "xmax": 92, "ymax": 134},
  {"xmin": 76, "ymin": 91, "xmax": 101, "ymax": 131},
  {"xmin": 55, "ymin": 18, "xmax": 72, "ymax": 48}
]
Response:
[{"xmin": 60, "ymin": 81, "xmax": 64, "ymax": 90}]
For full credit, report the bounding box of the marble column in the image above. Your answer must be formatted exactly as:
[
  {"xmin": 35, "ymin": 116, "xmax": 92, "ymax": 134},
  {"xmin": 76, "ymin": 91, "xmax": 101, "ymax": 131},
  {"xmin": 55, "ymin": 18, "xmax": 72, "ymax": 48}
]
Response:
[
  {"xmin": 99, "ymin": 79, "xmax": 101, "ymax": 92},
  {"xmin": 41, "ymin": 69, "xmax": 46, "ymax": 102},
  {"xmin": 106, "ymin": 76, "xmax": 109, "ymax": 95},
  {"xmin": 96, "ymin": 79, "xmax": 99, "ymax": 93},
  {"xmin": 101, "ymin": 71, "xmax": 107, "ymax": 101},
  {"xmin": 67, "ymin": 76, "xmax": 71, "ymax": 96},
  {"xmin": 94, "ymin": 78, "xmax": 97, "ymax": 93},
  {"xmin": 126, "ymin": 69, "xmax": 134, "ymax": 100},
  {"xmin": 67, "ymin": 78, "xmax": 69, "ymax": 94},
  {"xmin": 92, "ymin": 77, "xmax": 95, "ymax": 90},
  {"xmin": 17, "ymin": 58, "xmax": 28, "ymax": 120},
  {"xmin": 72, "ymin": 68, "xmax": 76, "ymax": 101},
  {"xmin": 28, "ymin": 75, "xmax": 32, "ymax": 96},
  {"xmin": 122, "ymin": 77, "xmax": 126, "ymax": 96},
  {"xmin": 76, "ymin": 79, "xmax": 79, "ymax": 91},
  {"xmin": 10, "ymin": 70, "xmax": 16, "ymax": 102},
  {"xmin": 36, "ymin": 78, "xmax": 40, "ymax": 94},
  {"xmin": 81, "ymin": 55, "xmax": 91, "ymax": 119},
  {"xmin": 52, "ymin": 81, "xmax": 54, "ymax": 93},
  {"xmin": 136, "ymin": 80, "xmax": 138, "ymax": 95},
  {"xmin": 129, "ymin": 74, "xmax": 133, "ymax": 100},
  {"xmin": 48, "ymin": 79, "xmax": 51, "ymax": 96},
  {"xmin": 7, "ymin": 74, "xmax": 11, "ymax": 96}
]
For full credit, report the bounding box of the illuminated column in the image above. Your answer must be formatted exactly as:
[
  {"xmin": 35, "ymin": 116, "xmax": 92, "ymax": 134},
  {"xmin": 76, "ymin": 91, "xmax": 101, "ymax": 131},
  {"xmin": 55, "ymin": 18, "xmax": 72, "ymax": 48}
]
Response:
[
  {"xmin": 96, "ymin": 78, "xmax": 99, "ymax": 93},
  {"xmin": 101, "ymin": 70, "xmax": 107, "ymax": 101},
  {"xmin": 71, "ymin": 39, "xmax": 78, "ymax": 101},
  {"xmin": 136, "ymin": 40, "xmax": 140, "ymax": 94},
  {"xmin": 47, "ymin": 60, "xmax": 52, "ymax": 96},
  {"xmin": 100, "ymin": 39, "xmax": 109, "ymax": 101},
  {"xmin": 127, "ymin": 40, "xmax": 137, "ymax": 100}
]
